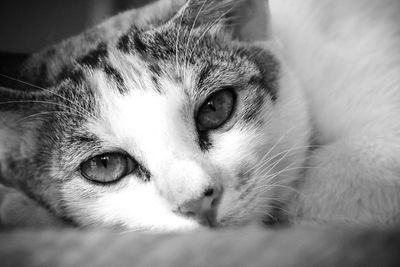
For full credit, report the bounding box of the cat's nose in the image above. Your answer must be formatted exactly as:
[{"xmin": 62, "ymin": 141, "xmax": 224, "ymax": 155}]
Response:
[{"xmin": 176, "ymin": 186, "xmax": 222, "ymax": 227}]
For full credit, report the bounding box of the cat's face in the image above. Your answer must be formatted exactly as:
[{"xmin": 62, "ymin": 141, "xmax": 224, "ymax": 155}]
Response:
[{"xmin": 1, "ymin": 0, "xmax": 310, "ymax": 231}]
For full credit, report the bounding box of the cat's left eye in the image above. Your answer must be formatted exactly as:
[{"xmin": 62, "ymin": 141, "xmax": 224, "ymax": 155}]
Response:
[
  {"xmin": 80, "ymin": 153, "xmax": 137, "ymax": 183},
  {"xmin": 196, "ymin": 88, "xmax": 235, "ymax": 131}
]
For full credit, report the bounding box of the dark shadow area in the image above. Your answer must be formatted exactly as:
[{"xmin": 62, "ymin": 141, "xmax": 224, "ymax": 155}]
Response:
[{"xmin": 0, "ymin": 0, "xmax": 154, "ymax": 53}]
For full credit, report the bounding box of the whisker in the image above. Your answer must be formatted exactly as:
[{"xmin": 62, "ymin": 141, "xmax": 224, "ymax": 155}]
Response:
[
  {"xmin": 253, "ymin": 201, "xmax": 291, "ymax": 218},
  {"xmin": 248, "ymin": 161, "xmax": 320, "ymax": 198},
  {"xmin": 251, "ymin": 174, "xmax": 298, "ymax": 193},
  {"xmin": 174, "ymin": 2, "xmax": 186, "ymax": 71},
  {"xmin": 260, "ymin": 209, "xmax": 279, "ymax": 224},
  {"xmin": 188, "ymin": 5, "xmax": 234, "ymax": 64},
  {"xmin": 183, "ymin": 0, "xmax": 208, "ymax": 78},
  {"xmin": 242, "ymin": 133, "xmax": 288, "ymax": 177},
  {"xmin": 243, "ymin": 124, "xmax": 315, "ymax": 177},
  {"xmin": 255, "ymin": 170, "xmax": 317, "ymax": 198},
  {"xmin": 258, "ymin": 182, "xmax": 300, "ymax": 196},
  {"xmin": 262, "ymin": 159, "xmax": 300, "ymax": 179},
  {"xmin": 259, "ymin": 162, "xmax": 320, "ymax": 187},
  {"xmin": 0, "ymin": 100, "xmax": 88, "ymax": 119},
  {"xmin": 0, "ymin": 73, "xmax": 92, "ymax": 118},
  {"xmin": 15, "ymin": 110, "xmax": 86, "ymax": 125},
  {"xmin": 251, "ymin": 145, "xmax": 310, "ymax": 177}
]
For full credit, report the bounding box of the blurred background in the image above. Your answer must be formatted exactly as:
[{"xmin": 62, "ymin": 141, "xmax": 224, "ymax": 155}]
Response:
[{"xmin": 0, "ymin": 0, "xmax": 154, "ymax": 53}]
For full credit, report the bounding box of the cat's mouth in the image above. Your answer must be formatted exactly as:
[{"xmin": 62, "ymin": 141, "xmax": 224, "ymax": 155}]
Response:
[
  {"xmin": 262, "ymin": 200, "xmax": 290, "ymax": 227},
  {"xmin": 191, "ymin": 209, "xmax": 218, "ymax": 228}
]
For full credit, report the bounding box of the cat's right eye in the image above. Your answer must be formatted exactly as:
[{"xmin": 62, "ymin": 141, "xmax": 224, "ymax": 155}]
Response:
[
  {"xmin": 80, "ymin": 153, "xmax": 137, "ymax": 183},
  {"xmin": 196, "ymin": 88, "xmax": 236, "ymax": 131}
]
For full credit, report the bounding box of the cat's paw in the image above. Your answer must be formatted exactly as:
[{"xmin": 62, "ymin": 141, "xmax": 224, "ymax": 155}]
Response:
[{"xmin": 0, "ymin": 184, "xmax": 67, "ymax": 229}]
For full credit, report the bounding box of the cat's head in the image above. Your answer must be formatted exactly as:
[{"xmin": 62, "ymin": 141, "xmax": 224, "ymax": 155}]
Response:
[{"xmin": 0, "ymin": 0, "xmax": 310, "ymax": 231}]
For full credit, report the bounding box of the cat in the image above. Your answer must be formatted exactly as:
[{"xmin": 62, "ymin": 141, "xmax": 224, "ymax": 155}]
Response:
[{"xmin": 1, "ymin": 0, "xmax": 400, "ymax": 232}]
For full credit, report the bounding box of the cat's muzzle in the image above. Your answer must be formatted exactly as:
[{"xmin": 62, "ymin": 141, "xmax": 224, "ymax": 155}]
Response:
[{"xmin": 175, "ymin": 185, "xmax": 222, "ymax": 227}]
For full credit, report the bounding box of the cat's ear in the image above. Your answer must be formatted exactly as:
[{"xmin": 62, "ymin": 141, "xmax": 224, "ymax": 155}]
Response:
[
  {"xmin": 0, "ymin": 84, "xmax": 40, "ymax": 103},
  {"xmin": 0, "ymin": 83, "xmax": 47, "ymax": 136},
  {"xmin": 0, "ymin": 85, "xmax": 42, "ymax": 189},
  {"xmin": 170, "ymin": 0, "xmax": 271, "ymax": 42},
  {"xmin": 0, "ymin": 85, "xmax": 23, "ymax": 104},
  {"xmin": 234, "ymin": 0, "xmax": 271, "ymax": 41},
  {"xmin": 0, "ymin": 83, "xmax": 50, "ymax": 119}
]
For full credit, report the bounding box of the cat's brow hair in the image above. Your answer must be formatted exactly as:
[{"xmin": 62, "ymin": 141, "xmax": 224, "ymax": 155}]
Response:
[
  {"xmin": 115, "ymin": 24, "xmax": 279, "ymax": 99},
  {"xmin": 148, "ymin": 63, "xmax": 163, "ymax": 93},
  {"xmin": 77, "ymin": 43, "xmax": 128, "ymax": 95},
  {"xmin": 59, "ymin": 34, "xmax": 166, "ymax": 96},
  {"xmin": 54, "ymin": 42, "xmax": 128, "ymax": 96}
]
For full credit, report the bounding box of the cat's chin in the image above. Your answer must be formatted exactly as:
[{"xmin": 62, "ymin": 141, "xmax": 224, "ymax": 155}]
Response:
[
  {"xmin": 116, "ymin": 216, "xmax": 204, "ymax": 233},
  {"xmin": 138, "ymin": 220, "xmax": 248, "ymax": 233},
  {"xmin": 153, "ymin": 221, "xmax": 202, "ymax": 233},
  {"xmin": 114, "ymin": 215, "xmax": 250, "ymax": 233}
]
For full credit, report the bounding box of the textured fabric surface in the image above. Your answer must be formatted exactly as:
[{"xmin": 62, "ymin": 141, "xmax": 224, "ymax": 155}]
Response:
[{"xmin": 1, "ymin": 225, "xmax": 400, "ymax": 267}]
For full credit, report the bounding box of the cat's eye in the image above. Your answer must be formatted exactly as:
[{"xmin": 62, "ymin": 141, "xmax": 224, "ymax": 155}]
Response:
[
  {"xmin": 197, "ymin": 89, "xmax": 235, "ymax": 131},
  {"xmin": 80, "ymin": 153, "xmax": 137, "ymax": 183}
]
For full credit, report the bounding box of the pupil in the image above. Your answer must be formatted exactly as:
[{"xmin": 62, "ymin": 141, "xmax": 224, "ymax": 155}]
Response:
[
  {"xmin": 208, "ymin": 101, "xmax": 216, "ymax": 112},
  {"xmin": 100, "ymin": 156, "xmax": 109, "ymax": 168}
]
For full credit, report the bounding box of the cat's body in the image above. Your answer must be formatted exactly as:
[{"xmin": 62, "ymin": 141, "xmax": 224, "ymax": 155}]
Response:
[
  {"xmin": 272, "ymin": 0, "xmax": 400, "ymax": 224},
  {"xmin": 0, "ymin": 0, "xmax": 399, "ymax": 233},
  {"xmin": 271, "ymin": 0, "xmax": 400, "ymax": 225}
]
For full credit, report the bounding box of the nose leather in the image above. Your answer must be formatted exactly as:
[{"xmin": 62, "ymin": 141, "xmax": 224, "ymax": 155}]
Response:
[{"xmin": 177, "ymin": 186, "xmax": 221, "ymax": 226}]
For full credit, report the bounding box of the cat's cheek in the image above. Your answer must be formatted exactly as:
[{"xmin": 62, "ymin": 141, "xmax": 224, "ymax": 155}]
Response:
[
  {"xmin": 61, "ymin": 179, "xmax": 200, "ymax": 232},
  {"xmin": 208, "ymin": 128, "xmax": 268, "ymax": 223}
]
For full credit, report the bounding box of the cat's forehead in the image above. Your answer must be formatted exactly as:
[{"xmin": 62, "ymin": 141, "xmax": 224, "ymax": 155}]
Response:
[
  {"xmin": 61, "ymin": 25, "xmax": 277, "ymax": 99},
  {"xmin": 118, "ymin": 25, "xmax": 262, "ymax": 75},
  {"xmin": 52, "ymin": 23, "xmax": 280, "ymax": 139}
]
